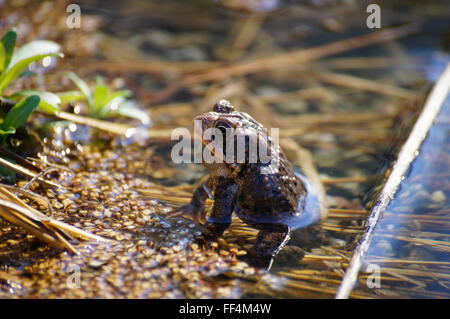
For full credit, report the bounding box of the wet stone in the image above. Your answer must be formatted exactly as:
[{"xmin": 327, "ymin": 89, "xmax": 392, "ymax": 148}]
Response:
[{"xmin": 430, "ymin": 190, "xmax": 446, "ymax": 203}]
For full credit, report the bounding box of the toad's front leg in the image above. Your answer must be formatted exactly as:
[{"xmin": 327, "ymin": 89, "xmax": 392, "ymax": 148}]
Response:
[{"xmin": 202, "ymin": 176, "xmax": 238, "ymax": 241}]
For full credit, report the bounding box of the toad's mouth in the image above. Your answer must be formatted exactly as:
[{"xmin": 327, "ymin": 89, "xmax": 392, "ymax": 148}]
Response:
[
  {"xmin": 199, "ymin": 137, "xmax": 227, "ymax": 164},
  {"xmin": 193, "ymin": 117, "xmax": 226, "ymax": 163}
]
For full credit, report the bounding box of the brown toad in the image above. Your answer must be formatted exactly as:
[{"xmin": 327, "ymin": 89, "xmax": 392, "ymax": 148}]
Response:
[{"xmin": 173, "ymin": 100, "xmax": 325, "ymax": 264}]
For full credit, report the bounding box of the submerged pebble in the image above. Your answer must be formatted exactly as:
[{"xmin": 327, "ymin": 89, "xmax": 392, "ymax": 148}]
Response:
[{"xmin": 430, "ymin": 190, "xmax": 446, "ymax": 203}]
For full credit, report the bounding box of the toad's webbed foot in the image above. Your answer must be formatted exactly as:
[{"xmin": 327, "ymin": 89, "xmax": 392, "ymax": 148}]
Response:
[
  {"xmin": 240, "ymin": 224, "xmax": 291, "ymax": 269},
  {"xmin": 169, "ymin": 201, "xmax": 204, "ymax": 223},
  {"xmin": 202, "ymin": 222, "xmax": 231, "ymax": 241},
  {"xmin": 169, "ymin": 175, "xmax": 237, "ymax": 244},
  {"xmin": 167, "ymin": 176, "xmax": 213, "ymax": 223}
]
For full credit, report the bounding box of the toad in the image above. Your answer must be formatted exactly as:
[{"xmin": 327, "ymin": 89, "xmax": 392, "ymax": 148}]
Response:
[{"xmin": 172, "ymin": 100, "xmax": 325, "ymax": 265}]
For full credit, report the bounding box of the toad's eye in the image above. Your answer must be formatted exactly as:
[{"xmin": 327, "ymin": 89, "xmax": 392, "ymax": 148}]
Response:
[{"xmin": 214, "ymin": 121, "xmax": 231, "ymax": 135}]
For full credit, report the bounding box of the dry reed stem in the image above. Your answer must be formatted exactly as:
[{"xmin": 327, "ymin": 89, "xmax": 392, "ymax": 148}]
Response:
[
  {"xmin": 53, "ymin": 111, "xmax": 135, "ymax": 136},
  {"xmin": 308, "ymin": 71, "xmax": 417, "ymax": 100},
  {"xmin": 381, "ymin": 213, "xmax": 450, "ymax": 221},
  {"xmin": 378, "ymin": 267, "xmax": 450, "ymax": 280},
  {"xmin": 155, "ymin": 24, "xmax": 416, "ymax": 101},
  {"xmin": 279, "ymin": 271, "xmax": 343, "ymax": 285},
  {"xmin": 226, "ymin": 16, "xmax": 264, "ymax": 61},
  {"xmin": 0, "ymin": 198, "xmax": 71, "ymax": 252},
  {"xmin": 190, "ymin": 25, "xmax": 416, "ymax": 83},
  {"xmin": 375, "ymin": 234, "xmax": 450, "ymax": 252},
  {"xmin": 328, "ymin": 208, "xmax": 368, "ymax": 214},
  {"xmin": 0, "ymin": 184, "xmax": 53, "ymax": 216},
  {"xmin": 366, "ymin": 258, "xmax": 450, "ymax": 266},
  {"xmin": 0, "ymin": 186, "xmax": 109, "ymax": 254},
  {"xmin": 0, "ymin": 146, "xmax": 42, "ymax": 173},
  {"xmin": 281, "ymin": 279, "xmax": 375, "ymax": 298},
  {"xmin": 321, "ymin": 176, "xmax": 373, "ymax": 184},
  {"xmin": 321, "ymin": 57, "xmax": 397, "ymax": 69},
  {"xmin": 0, "ymin": 271, "xmax": 23, "ymax": 283},
  {"xmin": 244, "ymin": 93, "xmax": 282, "ymax": 127},
  {"xmin": 0, "ymin": 157, "xmax": 59, "ymax": 189},
  {"xmin": 80, "ymin": 60, "xmax": 219, "ymax": 74}
]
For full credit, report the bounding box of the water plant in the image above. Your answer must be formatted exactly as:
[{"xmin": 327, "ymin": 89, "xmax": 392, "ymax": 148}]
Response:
[
  {"xmin": 0, "ymin": 28, "xmax": 64, "ymax": 143},
  {"xmin": 0, "ymin": 28, "xmax": 63, "ymax": 107},
  {"xmin": 0, "ymin": 28, "xmax": 65, "ymax": 179},
  {"xmin": 65, "ymin": 71, "xmax": 150, "ymax": 124},
  {"xmin": 0, "ymin": 95, "xmax": 40, "ymax": 146},
  {"xmin": 0, "ymin": 28, "xmax": 148, "ymax": 180}
]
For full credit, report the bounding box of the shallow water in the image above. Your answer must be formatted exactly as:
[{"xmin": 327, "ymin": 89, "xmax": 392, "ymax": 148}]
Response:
[{"xmin": 354, "ymin": 97, "xmax": 450, "ymax": 298}]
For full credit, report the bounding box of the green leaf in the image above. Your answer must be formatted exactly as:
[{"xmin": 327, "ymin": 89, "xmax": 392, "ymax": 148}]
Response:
[
  {"xmin": 3, "ymin": 95, "xmax": 40, "ymax": 130},
  {"xmin": 0, "ymin": 40, "xmax": 62, "ymax": 92},
  {"xmin": 111, "ymin": 100, "xmax": 150, "ymax": 124},
  {"xmin": 0, "ymin": 127, "xmax": 16, "ymax": 135},
  {"xmin": 57, "ymin": 90, "xmax": 86, "ymax": 104},
  {"xmin": 0, "ymin": 43, "xmax": 5, "ymax": 75},
  {"xmin": 66, "ymin": 71, "xmax": 92, "ymax": 105},
  {"xmin": 6, "ymin": 40, "xmax": 61, "ymax": 72},
  {"xmin": 0, "ymin": 52, "xmax": 63, "ymax": 93},
  {"xmin": 0, "ymin": 35, "xmax": 63, "ymax": 93},
  {"xmin": 109, "ymin": 89, "xmax": 132, "ymax": 100},
  {"xmin": 8, "ymin": 90, "xmax": 61, "ymax": 114},
  {"xmin": 1, "ymin": 29, "xmax": 17, "ymax": 72},
  {"xmin": 92, "ymin": 84, "xmax": 110, "ymax": 116}
]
